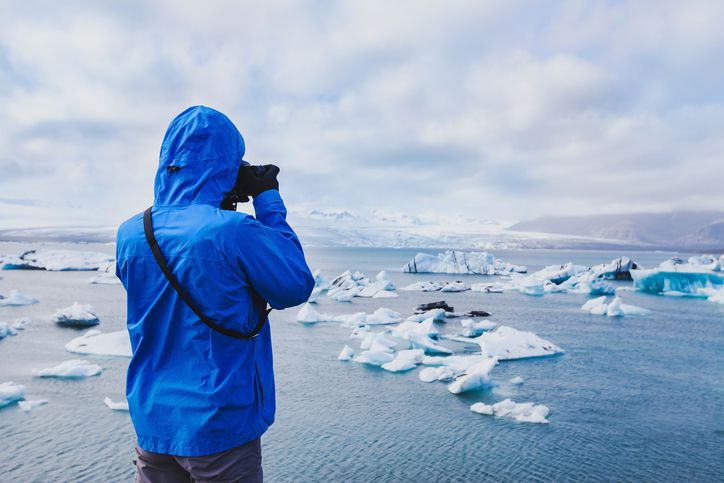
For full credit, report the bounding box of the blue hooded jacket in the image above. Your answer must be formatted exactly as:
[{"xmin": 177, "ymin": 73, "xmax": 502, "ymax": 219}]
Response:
[{"xmin": 116, "ymin": 106, "xmax": 314, "ymax": 456}]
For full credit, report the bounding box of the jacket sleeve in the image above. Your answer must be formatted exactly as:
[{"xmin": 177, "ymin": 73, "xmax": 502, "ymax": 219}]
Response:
[{"xmin": 233, "ymin": 189, "xmax": 314, "ymax": 309}]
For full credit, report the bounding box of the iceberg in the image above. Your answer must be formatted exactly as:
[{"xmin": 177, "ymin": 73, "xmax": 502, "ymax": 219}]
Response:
[
  {"xmin": 509, "ymin": 376, "xmax": 524, "ymax": 385},
  {"xmin": 459, "ymin": 318, "xmax": 496, "ymax": 337},
  {"xmin": 0, "ymin": 322, "xmax": 18, "ymax": 339},
  {"xmin": 52, "ymin": 302, "xmax": 101, "ymax": 327},
  {"xmin": 408, "ymin": 333, "xmax": 453, "ymax": 355},
  {"xmin": 33, "ymin": 359, "xmax": 102, "ymax": 378},
  {"xmin": 440, "ymin": 281, "xmax": 468, "ymax": 292},
  {"xmin": 18, "ymin": 399, "xmax": 48, "ymax": 412},
  {"xmin": 0, "ymin": 290, "xmax": 39, "ymax": 307},
  {"xmin": 365, "ymin": 308, "xmax": 402, "ymax": 325},
  {"xmin": 418, "ymin": 355, "xmax": 487, "ymax": 382},
  {"xmin": 353, "ymin": 350, "xmax": 395, "ymax": 366},
  {"xmin": 510, "ymin": 258, "xmax": 630, "ymax": 296},
  {"xmin": 470, "ymin": 398, "xmax": 550, "ymax": 423},
  {"xmin": 402, "ymin": 251, "xmax": 526, "ymax": 275},
  {"xmin": 1, "ymin": 249, "xmax": 114, "ymax": 271},
  {"xmin": 87, "ymin": 262, "xmax": 121, "ymax": 285},
  {"xmin": 400, "ymin": 281, "xmax": 443, "ymax": 292},
  {"xmin": 338, "ymin": 345, "xmax": 355, "ymax": 361},
  {"xmin": 581, "ymin": 296, "xmax": 651, "ymax": 317},
  {"xmin": 406, "ymin": 308, "xmax": 447, "ymax": 323},
  {"xmin": 0, "ymin": 381, "xmax": 25, "ymax": 408},
  {"xmin": 103, "ymin": 397, "xmax": 129, "ymax": 411},
  {"xmin": 469, "ymin": 326, "xmax": 564, "ymax": 360},
  {"xmin": 470, "ymin": 283, "xmax": 506, "ymax": 293},
  {"xmin": 447, "ymin": 357, "xmax": 498, "ymax": 394},
  {"xmin": 13, "ymin": 318, "xmax": 29, "ymax": 330},
  {"xmin": 631, "ymin": 256, "xmax": 724, "ymax": 298},
  {"xmin": 297, "ymin": 303, "xmax": 326, "ymax": 324},
  {"xmin": 312, "ymin": 269, "xmax": 331, "ymax": 290},
  {"xmin": 331, "ymin": 308, "xmax": 401, "ymax": 327},
  {"xmin": 381, "ymin": 349, "xmax": 425, "ymax": 372},
  {"xmin": 327, "ymin": 269, "xmax": 396, "ymax": 300},
  {"xmin": 65, "ymin": 329, "xmax": 132, "ymax": 357}
]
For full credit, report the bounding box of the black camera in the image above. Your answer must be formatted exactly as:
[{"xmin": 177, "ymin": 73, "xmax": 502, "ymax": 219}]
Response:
[{"xmin": 220, "ymin": 164, "xmax": 275, "ymax": 211}]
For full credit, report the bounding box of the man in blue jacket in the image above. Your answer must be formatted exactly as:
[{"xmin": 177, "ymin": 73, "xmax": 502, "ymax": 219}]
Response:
[{"xmin": 116, "ymin": 106, "xmax": 314, "ymax": 482}]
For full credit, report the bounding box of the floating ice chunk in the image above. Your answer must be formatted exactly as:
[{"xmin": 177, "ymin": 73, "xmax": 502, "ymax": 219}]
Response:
[
  {"xmin": 87, "ymin": 262, "xmax": 121, "ymax": 285},
  {"xmin": 52, "ymin": 302, "xmax": 100, "ymax": 327},
  {"xmin": 419, "ymin": 365, "xmax": 456, "ymax": 382},
  {"xmin": 408, "ymin": 333, "xmax": 453, "ymax": 355},
  {"xmin": 307, "ymin": 287, "xmax": 323, "ymax": 303},
  {"xmin": 354, "ymin": 350, "xmax": 395, "ymax": 366},
  {"xmin": 704, "ymin": 287, "xmax": 724, "ymax": 304},
  {"xmin": 33, "ymin": 359, "xmax": 102, "ymax": 378},
  {"xmin": 471, "ymin": 326, "xmax": 564, "ymax": 360},
  {"xmin": 330, "ymin": 288, "xmax": 358, "ymax": 302},
  {"xmin": 447, "ymin": 357, "xmax": 498, "ymax": 394},
  {"xmin": 0, "ymin": 322, "xmax": 18, "ymax": 339},
  {"xmin": 606, "ymin": 296, "xmax": 651, "ymax": 317},
  {"xmin": 13, "ymin": 318, "xmax": 30, "ymax": 330},
  {"xmin": 400, "ymin": 281, "xmax": 442, "ymax": 292},
  {"xmin": 440, "ymin": 281, "xmax": 468, "ymax": 292},
  {"xmin": 336, "ymin": 312, "xmax": 368, "ymax": 328},
  {"xmin": 518, "ymin": 279, "xmax": 545, "ymax": 296},
  {"xmin": 470, "ymin": 283, "xmax": 506, "ymax": 293},
  {"xmin": 359, "ymin": 332, "xmax": 398, "ymax": 351},
  {"xmin": 338, "ymin": 345, "xmax": 355, "ymax": 361},
  {"xmin": 18, "ymin": 399, "xmax": 48, "ymax": 412},
  {"xmin": 381, "ymin": 349, "xmax": 424, "ymax": 372},
  {"xmin": 509, "ymin": 376, "xmax": 525, "ymax": 385},
  {"xmin": 65, "ymin": 329, "xmax": 132, "ymax": 357},
  {"xmin": 406, "ymin": 308, "xmax": 446, "ymax": 323},
  {"xmin": 312, "ymin": 269, "xmax": 331, "ymax": 290},
  {"xmin": 582, "ymin": 296, "xmax": 650, "ymax": 317},
  {"xmin": 349, "ymin": 326, "xmax": 370, "ymax": 339},
  {"xmin": 0, "ymin": 290, "xmax": 39, "ymax": 307},
  {"xmin": 581, "ymin": 296, "xmax": 609, "ymax": 315},
  {"xmin": 104, "ymin": 397, "xmax": 129, "ymax": 411},
  {"xmin": 403, "ymin": 251, "xmax": 526, "ymax": 275},
  {"xmin": 365, "ymin": 308, "xmax": 401, "ymax": 325},
  {"xmin": 460, "ymin": 318, "xmax": 497, "ymax": 337},
  {"xmin": 1, "ymin": 249, "xmax": 114, "ymax": 271},
  {"xmin": 392, "ymin": 319, "xmax": 439, "ymax": 339},
  {"xmin": 418, "ymin": 355, "xmax": 486, "ymax": 382},
  {"xmin": 632, "ymin": 267, "xmax": 724, "ymax": 297},
  {"xmin": 372, "ymin": 290, "xmax": 398, "ymax": 298},
  {"xmin": 375, "ymin": 270, "xmax": 395, "ymax": 287},
  {"xmin": 297, "ymin": 303, "xmax": 326, "ymax": 324},
  {"xmin": 0, "ymin": 382, "xmax": 25, "ymax": 408},
  {"xmin": 470, "ymin": 398, "xmax": 550, "ymax": 423}
]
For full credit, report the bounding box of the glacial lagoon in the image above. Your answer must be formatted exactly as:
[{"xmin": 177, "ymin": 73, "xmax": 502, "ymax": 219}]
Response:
[{"xmin": 1, "ymin": 243, "xmax": 723, "ymax": 482}]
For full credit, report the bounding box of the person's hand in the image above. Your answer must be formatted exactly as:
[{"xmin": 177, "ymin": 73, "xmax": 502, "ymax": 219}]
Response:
[{"xmin": 238, "ymin": 164, "xmax": 280, "ymax": 198}]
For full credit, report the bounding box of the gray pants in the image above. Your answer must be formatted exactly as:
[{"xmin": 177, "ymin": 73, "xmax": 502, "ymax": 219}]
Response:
[{"xmin": 134, "ymin": 438, "xmax": 262, "ymax": 483}]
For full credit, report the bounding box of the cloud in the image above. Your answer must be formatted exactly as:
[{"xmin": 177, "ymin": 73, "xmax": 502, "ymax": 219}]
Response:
[{"xmin": 0, "ymin": 0, "xmax": 723, "ymax": 228}]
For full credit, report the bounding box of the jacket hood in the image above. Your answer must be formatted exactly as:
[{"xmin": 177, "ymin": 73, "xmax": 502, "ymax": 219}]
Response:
[{"xmin": 154, "ymin": 106, "xmax": 247, "ymax": 206}]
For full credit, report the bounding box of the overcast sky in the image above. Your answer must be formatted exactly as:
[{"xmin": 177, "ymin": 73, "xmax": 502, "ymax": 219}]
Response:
[{"xmin": 1, "ymin": 0, "xmax": 723, "ymax": 228}]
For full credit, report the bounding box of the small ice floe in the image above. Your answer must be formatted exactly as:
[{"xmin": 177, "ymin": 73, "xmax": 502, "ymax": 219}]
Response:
[
  {"xmin": 13, "ymin": 318, "xmax": 30, "ymax": 330},
  {"xmin": 0, "ymin": 381, "xmax": 25, "ymax": 408},
  {"xmin": 470, "ymin": 283, "xmax": 506, "ymax": 293},
  {"xmin": 401, "ymin": 281, "xmax": 443, "ymax": 292},
  {"xmin": 87, "ymin": 262, "xmax": 121, "ymax": 285},
  {"xmin": 406, "ymin": 308, "xmax": 447, "ymax": 323},
  {"xmin": 349, "ymin": 326, "xmax": 370, "ymax": 339},
  {"xmin": 0, "ymin": 322, "xmax": 18, "ymax": 339},
  {"xmin": 307, "ymin": 286, "xmax": 323, "ymax": 303},
  {"xmin": 459, "ymin": 318, "xmax": 496, "ymax": 337},
  {"xmin": 0, "ymin": 248, "xmax": 114, "ymax": 271},
  {"xmin": 470, "ymin": 399, "xmax": 550, "ymax": 424},
  {"xmin": 327, "ymin": 270, "xmax": 396, "ymax": 301},
  {"xmin": 381, "ymin": 349, "xmax": 425, "ymax": 372},
  {"xmin": 0, "ymin": 290, "xmax": 39, "ymax": 307},
  {"xmin": 33, "ymin": 359, "xmax": 102, "ymax": 378},
  {"xmin": 65, "ymin": 329, "xmax": 132, "ymax": 357},
  {"xmin": 18, "ymin": 399, "xmax": 48, "ymax": 412},
  {"xmin": 402, "ymin": 250, "xmax": 527, "ymax": 275},
  {"xmin": 297, "ymin": 303, "xmax": 326, "ymax": 324},
  {"xmin": 581, "ymin": 296, "xmax": 651, "ymax": 317},
  {"xmin": 447, "ymin": 357, "xmax": 498, "ymax": 394},
  {"xmin": 419, "ymin": 355, "xmax": 486, "ymax": 383},
  {"xmin": 338, "ymin": 345, "xmax": 355, "ymax": 361},
  {"xmin": 408, "ymin": 333, "xmax": 453, "ymax": 355},
  {"xmin": 52, "ymin": 302, "xmax": 100, "ymax": 327},
  {"xmin": 391, "ymin": 319, "xmax": 439, "ymax": 339},
  {"xmin": 312, "ymin": 269, "xmax": 331, "ymax": 290},
  {"xmin": 440, "ymin": 281, "xmax": 469, "ymax": 292},
  {"xmin": 365, "ymin": 308, "xmax": 402, "ymax": 325},
  {"xmin": 103, "ymin": 397, "xmax": 129, "ymax": 411},
  {"xmin": 451, "ymin": 326, "xmax": 564, "ymax": 360},
  {"xmin": 509, "ymin": 376, "xmax": 525, "ymax": 385}
]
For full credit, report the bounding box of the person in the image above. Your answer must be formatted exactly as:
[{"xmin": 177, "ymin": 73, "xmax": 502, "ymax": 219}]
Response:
[{"xmin": 116, "ymin": 106, "xmax": 314, "ymax": 482}]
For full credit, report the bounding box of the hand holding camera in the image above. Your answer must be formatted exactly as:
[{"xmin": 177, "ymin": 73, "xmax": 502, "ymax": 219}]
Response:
[{"xmin": 221, "ymin": 164, "xmax": 280, "ymax": 211}]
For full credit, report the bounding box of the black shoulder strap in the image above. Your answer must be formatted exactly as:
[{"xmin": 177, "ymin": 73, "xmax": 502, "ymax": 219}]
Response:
[{"xmin": 143, "ymin": 207, "xmax": 271, "ymax": 340}]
